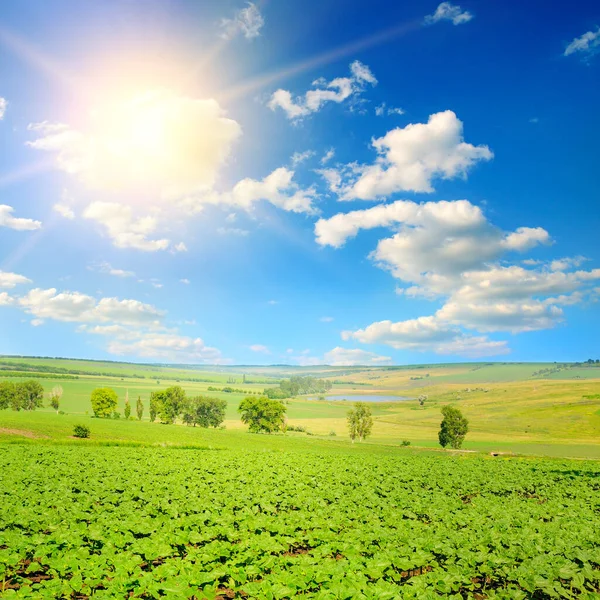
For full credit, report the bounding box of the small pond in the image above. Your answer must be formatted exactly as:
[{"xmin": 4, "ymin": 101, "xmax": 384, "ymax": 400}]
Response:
[{"xmin": 324, "ymin": 394, "xmax": 414, "ymax": 402}]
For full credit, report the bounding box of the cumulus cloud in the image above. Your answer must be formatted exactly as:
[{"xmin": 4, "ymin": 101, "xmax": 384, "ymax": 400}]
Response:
[
  {"xmin": 18, "ymin": 288, "xmax": 164, "ymax": 327},
  {"xmin": 322, "ymin": 198, "xmax": 599, "ymax": 354},
  {"xmin": 0, "ymin": 205, "xmax": 42, "ymax": 231},
  {"xmin": 27, "ymin": 91, "xmax": 242, "ymax": 198},
  {"xmin": 83, "ymin": 202, "xmax": 170, "ymax": 251},
  {"xmin": 0, "ymin": 271, "xmax": 32, "ymax": 289},
  {"xmin": 0, "ymin": 284, "xmax": 226, "ymax": 363},
  {"xmin": 564, "ymin": 27, "xmax": 600, "ymax": 58},
  {"xmin": 106, "ymin": 332, "xmax": 226, "ymax": 363},
  {"xmin": 0, "ymin": 97, "xmax": 7, "ymax": 119},
  {"xmin": 268, "ymin": 60, "xmax": 377, "ymax": 120},
  {"xmin": 224, "ymin": 167, "xmax": 318, "ymax": 214},
  {"xmin": 343, "ymin": 317, "xmax": 508, "ymax": 357},
  {"xmin": 220, "ymin": 2, "xmax": 264, "ymax": 40},
  {"xmin": 327, "ymin": 111, "xmax": 492, "ymax": 200},
  {"xmin": 425, "ymin": 2, "xmax": 473, "ymax": 25}
]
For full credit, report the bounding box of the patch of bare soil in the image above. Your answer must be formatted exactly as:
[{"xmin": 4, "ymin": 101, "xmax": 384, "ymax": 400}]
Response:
[{"xmin": 0, "ymin": 427, "xmax": 48, "ymax": 439}]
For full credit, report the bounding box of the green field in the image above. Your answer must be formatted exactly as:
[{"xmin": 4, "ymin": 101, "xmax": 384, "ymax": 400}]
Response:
[
  {"xmin": 1, "ymin": 358, "xmax": 599, "ymax": 458},
  {"xmin": 1, "ymin": 357, "xmax": 600, "ymax": 598}
]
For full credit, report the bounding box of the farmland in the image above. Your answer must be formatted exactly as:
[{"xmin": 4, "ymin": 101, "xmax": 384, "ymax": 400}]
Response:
[
  {"xmin": 1, "ymin": 357, "xmax": 599, "ymax": 458},
  {"xmin": 1, "ymin": 357, "xmax": 600, "ymax": 598},
  {"xmin": 1, "ymin": 445, "xmax": 599, "ymax": 599}
]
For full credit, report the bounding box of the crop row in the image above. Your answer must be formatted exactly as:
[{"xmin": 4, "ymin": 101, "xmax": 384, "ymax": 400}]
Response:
[{"xmin": 0, "ymin": 446, "xmax": 599, "ymax": 599}]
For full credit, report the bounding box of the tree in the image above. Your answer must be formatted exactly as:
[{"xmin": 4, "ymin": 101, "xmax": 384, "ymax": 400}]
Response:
[
  {"xmin": 49, "ymin": 385, "xmax": 63, "ymax": 414},
  {"xmin": 136, "ymin": 396, "xmax": 144, "ymax": 421},
  {"xmin": 438, "ymin": 405, "xmax": 469, "ymax": 449},
  {"xmin": 150, "ymin": 386, "xmax": 187, "ymax": 424},
  {"xmin": 91, "ymin": 388, "xmax": 118, "ymax": 418},
  {"xmin": 0, "ymin": 381, "xmax": 15, "ymax": 410},
  {"xmin": 184, "ymin": 396, "xmax": 227, "ymax": 428},
  {"xmin": 418, "ymin": 394, "xmax": 428, "ymax": 407},
  {"xmin": 15, "ymin": 380, "xmax": 45, "ymax": 411},
  {"xmin": 124, "ymin": 395, "xmax": 131, "ymax": 420},
  {"xmin": 346, "ymin": 402, "xmax": 373, "ymax": 442},
  {"xmin": 238, "ymin": 396, "xmax": 286, "ymax": 433}
]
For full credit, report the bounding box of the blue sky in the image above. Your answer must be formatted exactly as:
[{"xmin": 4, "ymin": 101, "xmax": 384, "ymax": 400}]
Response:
[{"xmin": 0, "ymin": 0, "xmax": 599, "ymax": 366}]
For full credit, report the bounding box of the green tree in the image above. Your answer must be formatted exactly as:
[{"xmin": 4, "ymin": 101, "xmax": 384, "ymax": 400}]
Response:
[
  {"xmin": 0, "ymin": 381, "xmax": 15, "ymax": 410},
  {"xmin": 124, "ymin": 398, "xmax": 131, "ymax": 420},
  {"xmin": 15, "ymin": 380, "xmax": 45, "ymax": 411},
  {"xmin": 49, "ymin": 385, "xmax": 63, "ymax": 414},
  {"xmin": 136, "ymin": 396, "xmax": 144, "ymax": 420},
  {"xmin": 184, "ymin": 396, "xmax": 227, "ymax": 428},
  {"xmin": 238, "ymin": 396, "xmax": 286, "ymax": 433},
  {"xmin": 91, "ymin": 387, "xmax": 118, "ymax": 418},
  {"xmin": 150, "ymin": 386, "xmax": 186, "ymax": 424},
  {"xmin": 438, "ymin": 405, "xmax": 469, "ymax": 449},
  {"xmin": 346, "ymin": 402, "xmax": 373, "ymax": 442}
]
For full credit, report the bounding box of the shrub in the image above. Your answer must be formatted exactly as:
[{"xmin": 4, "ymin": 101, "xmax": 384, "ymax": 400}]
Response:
[
  {"xmin": 329, "ymin": 430, "xmax": 337, "ymax": 436},
  {"xmin": 73, "ymin": 424, "xmax": 90, "ymax": 438},
  {"xmin": 287, "ymin": 424, "xmax": 307, "ymax": 433},
  {"xmin": 401, "ymin": 440, "xmax": 411, "ymax": 446}
]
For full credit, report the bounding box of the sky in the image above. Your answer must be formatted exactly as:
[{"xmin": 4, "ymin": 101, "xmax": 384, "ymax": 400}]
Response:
[{"xmin": 0, "ymin": 0, "xmax": 599, "ymax": 367}]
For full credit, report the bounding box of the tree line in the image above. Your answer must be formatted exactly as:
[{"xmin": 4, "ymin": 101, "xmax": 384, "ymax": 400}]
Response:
[
  {"xmin": 0, "ymin": 380, "xmax": 63, "ymax": 412},
  {"xmin": 263, "ymin": 375, "xmax": 333, "ymax": 399}
]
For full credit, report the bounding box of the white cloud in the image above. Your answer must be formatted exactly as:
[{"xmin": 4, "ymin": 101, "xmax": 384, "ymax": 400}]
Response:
[
  {"xmin": 343, "ymin": 317, "xmax": 508, "ymax": 357},
  {"xmin": 324, "ymin": 346, "xmax": 392, "ymax": 366},
  {"xmin": 1, "ymin": 283, "xmax": 227, "ymax": 362},
  {"xmin": 53, "ymin": 203, "xmax": 75, "ymax": 219},
  {"xmin": 550, "ymin": 256, "xmax": 587, "ymax": 271},
  {"xmin": 226, "ymin": 167, "xmax": 318, "ymax": 214},
  {"xmin": 107, "ymin": 331, "xmax": 226, "ymax": 363},
  {"xmin": 173, "ymin": 242, "xmax": 188, "ymax": 252},
  {"xmin": 27, "ymin": 90, "xmax": 242, "ymax": 198},
  {"xmin": 0, "ymin": 292, "xmax": 13, "ymax": 306},
  {"xmin": 93, "ymin": 261, "xmax": 135, "ymax": 278},
  {"xmin": 291, "ymin": 150, "xmax": 316, "ymax": 166},
  {"xmin": 375, "ymin": 103, "xmax": 405, "ymax": 117},
  {"xmin": 0, "ymin": 271, "xmax": 32, "ymax": 289},
  {"xmin": 320, "ymin": 316, "xmax": 334, "ymax": 322},
  {"xmin": 249, "ymin": 344, "xmax": 270, "ymax": 354},
  {"xmin": 0, "ymin": 205, "xmax": 42, "ymax": 231},
  {"xmin": 425, "ymin": 2, "xmax": 473, "ymax": 25},
  {"xmin": 179, "ymin": 278, "xmax": 190, "ymax": 284},
  {"xmin": 0, "ymin": 98, "xmax": 7, "ymax": 119},
  {"xmin": 267, "ymin": 299, "xmax": 278, "ymax": 305},
  {"xmin": 564, "ymin": 27, "xmax": 600, "ymax": 58},
  {"xmin": 332, "ymin": 111, "xmax": 492, "ymax": 200},
  {"xmin": 220, "ymin": 2, "xmax": 264, "ymax": 40},
  {"xmin": 83, "ymin": 202, "xmax": 170, "ymax": 251},
  {"xmin": 30, "ymin": 318, "xmax": 44, "ymax": 327},
  {"xmin": 321, "ymin": 148, "xmax": 335, "ymax": 164},
  {"xmin": 18, "ymin": 288, "xmax": 165, "ymax": 327},
  {"xmin": 323, "ymin": 198, "xmax": 599, "ymax": 353},
  {"xmin": 268, "ymin": 60, "xmax": 377, "ymax": 120}
]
